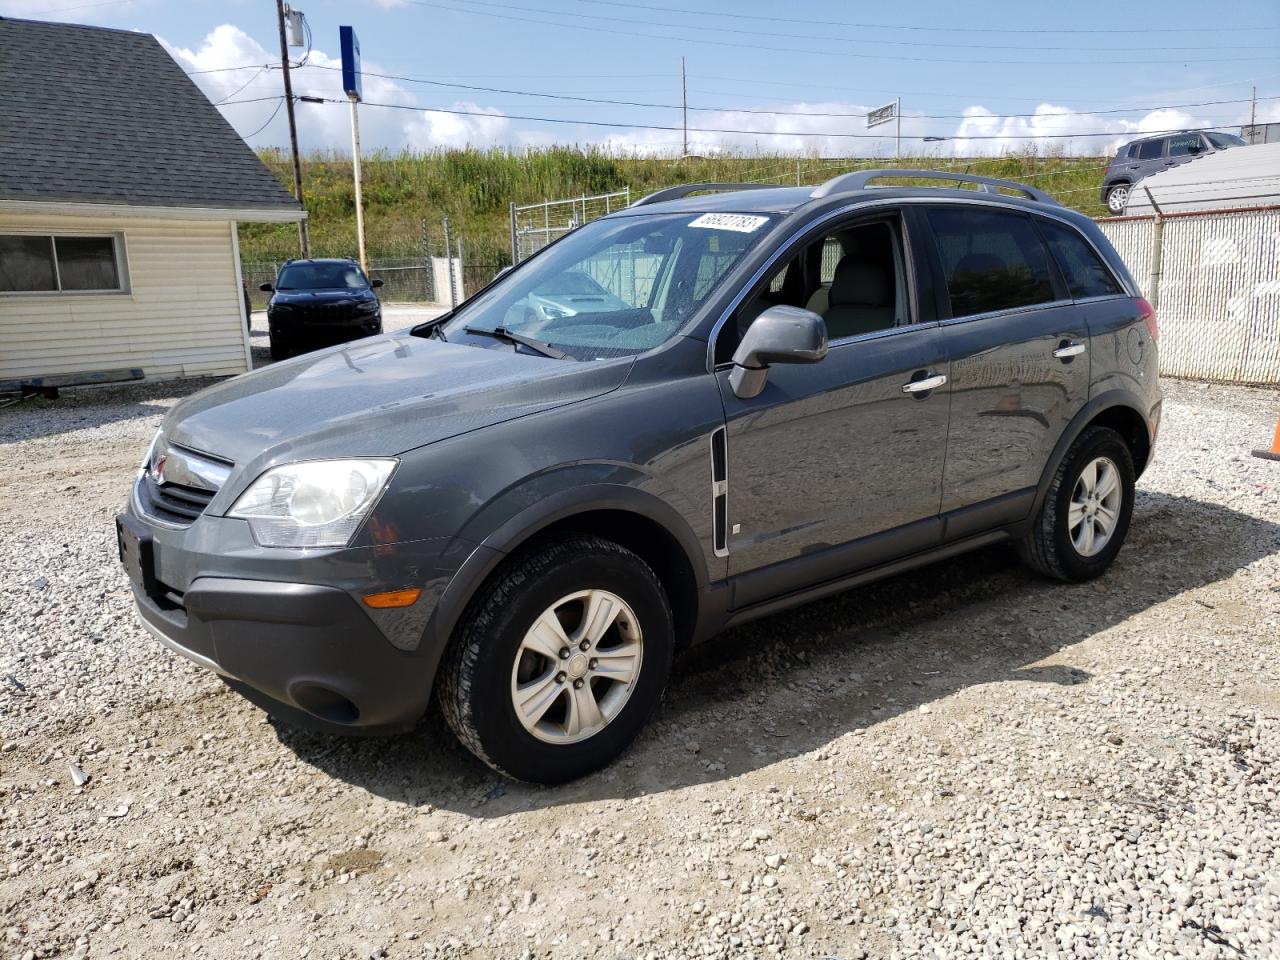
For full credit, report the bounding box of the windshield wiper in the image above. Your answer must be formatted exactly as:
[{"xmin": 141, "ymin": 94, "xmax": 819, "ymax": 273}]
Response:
[{"xmin": 463, "ymin": 326, "xmax": 569, "ymax": 360}]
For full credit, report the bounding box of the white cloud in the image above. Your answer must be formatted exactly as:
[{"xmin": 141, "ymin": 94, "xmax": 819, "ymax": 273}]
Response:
[
  {"xmin": 161, "ymin": 25, "xmax": 419, "ymax": 151},
  {"xmin": 157, "ymin": 24, "xmax": 1260, "ymax": 160},
  {"xmin": 404, "ymin": 102, "xmax": 511, "ymax": 149}
]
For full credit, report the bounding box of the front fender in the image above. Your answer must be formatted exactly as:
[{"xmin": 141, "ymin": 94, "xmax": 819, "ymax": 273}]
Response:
[{"xmin": 419, "ymin": 473, "xmax": 710, "ymax": 661}]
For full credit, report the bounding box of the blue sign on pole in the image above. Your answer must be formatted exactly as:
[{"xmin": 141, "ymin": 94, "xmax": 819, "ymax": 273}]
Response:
[{"xmin": 339, "ymin": 26, "xmax": 361, "ymax": 101}]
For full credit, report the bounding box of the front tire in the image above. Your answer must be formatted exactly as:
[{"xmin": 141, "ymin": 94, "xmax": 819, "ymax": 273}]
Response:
[
  {"xmin": 1105, "ymin": 183, "xmax": 1130, "ymax": 214},
  {"xmin": 1018, "ymin": 426, "xmax": 1136, "ymax": 582},
  {"xmin": 269, "ymin": 332, "xmax": 291, "ymax": 362},
  {"xmin": 440, "ymin": 537, "xmax": 674, "ymax": 783}
]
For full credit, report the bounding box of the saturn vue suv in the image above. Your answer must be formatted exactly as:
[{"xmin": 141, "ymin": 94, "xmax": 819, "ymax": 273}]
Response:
[
  {"xmin": 260, "ymin": 258, "xmax": 384, "ymax": 360},
  {"xmin": 118, "ymin": 170, "xmax": 1161, "ymax": 783}
]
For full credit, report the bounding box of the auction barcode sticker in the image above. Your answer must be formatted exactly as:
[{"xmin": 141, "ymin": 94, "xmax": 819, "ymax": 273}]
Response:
[{"xmin": 688, "ymin": 213, "xmax": 770, "ymax": 233}]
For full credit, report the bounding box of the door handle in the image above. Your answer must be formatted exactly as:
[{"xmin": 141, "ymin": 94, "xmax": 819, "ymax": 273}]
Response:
[
  {"xmin": 1054, "ymin": 341, "xmax": 1087, "ymax": 359},
  {"xmin": 902, "ymin": 374, "xmax": 947, "ymax": 393}
]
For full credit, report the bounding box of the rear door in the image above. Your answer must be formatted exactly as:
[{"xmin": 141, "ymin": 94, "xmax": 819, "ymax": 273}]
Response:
[
  {"xmin": 923, "ymin": 204, "xmax": 1091, "ymax": 533},
  {"xmin": 1133, "ymin": 136, "xmax": 1168, "ymax": 183}
]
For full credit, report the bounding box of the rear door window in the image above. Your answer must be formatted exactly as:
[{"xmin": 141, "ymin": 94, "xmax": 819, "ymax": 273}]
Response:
[
  {"xmin": 1135, "ymin": 139, "xmax": 1165, "ymax": 161},
  {"xmin": 1037, "ymin": 219, "xmax": 1123, "ymax": 300},
  {"xmin": 926, "ymin": 207, "xmax": 1056, "ymax": 317}
]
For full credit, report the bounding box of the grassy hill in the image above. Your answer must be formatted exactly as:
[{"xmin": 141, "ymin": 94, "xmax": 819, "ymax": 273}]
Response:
[{"xmin": 238, "ymin": 147, "xmax": 1111, "ymax": 269}]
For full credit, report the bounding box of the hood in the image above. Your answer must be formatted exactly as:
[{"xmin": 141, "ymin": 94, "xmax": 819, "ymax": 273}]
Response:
[
  {"xmin": 271, "ymin": 288, "xmax": 377, "ymax": 307},
  {"xmin": 163, "ymin": 332, "xmax": 632, "ymax": 469}
]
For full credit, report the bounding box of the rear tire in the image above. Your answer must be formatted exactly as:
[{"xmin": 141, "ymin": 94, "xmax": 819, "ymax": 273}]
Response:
[
  {"xmin": 1018, "ymin": 426, "xmax": 1135, "ymax": 582},
  {"xmin": 440, "ymin": 537, "xmax": 674, "ymax": 784},
  {"xmin": 1105, "ymin": 183, "xmax": 1130, "ymax": 214}
]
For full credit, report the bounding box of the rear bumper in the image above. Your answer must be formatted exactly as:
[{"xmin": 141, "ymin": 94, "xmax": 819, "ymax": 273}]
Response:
[{"xmin": 132, "ymin": 575, "xmax": 431, "ymax": 734}]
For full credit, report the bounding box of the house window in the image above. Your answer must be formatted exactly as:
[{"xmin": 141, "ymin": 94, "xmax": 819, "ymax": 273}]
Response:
[{"xmin": 0, "ymin": 234, "xmax": 126, "ymax": 293}]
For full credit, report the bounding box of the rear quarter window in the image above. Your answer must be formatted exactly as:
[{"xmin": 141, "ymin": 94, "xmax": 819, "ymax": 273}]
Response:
[
  {"xmin": 1037, "ymin": 219, "xmax": 1123, "ymax": 300},
  {"xmin": 927, "ymin": 207, "xmax": 1056, "ymax": 317}
]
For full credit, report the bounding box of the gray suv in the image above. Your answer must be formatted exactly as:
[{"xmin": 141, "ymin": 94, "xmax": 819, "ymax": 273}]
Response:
[
  {"xmin": 1101, "ymin": 129, "xmax": 1246, "ymax": 213},
  {"xmin": 118, "ymin": 170, "xmax": 1162, "ymax": 783}
]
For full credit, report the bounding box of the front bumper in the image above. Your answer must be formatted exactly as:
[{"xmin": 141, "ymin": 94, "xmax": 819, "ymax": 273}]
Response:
[
  {"xmin": 131, "ymin": 575, "xmax": 431, "ymax": 733},
  {"xmin": 119, "ymin": 497, "xmax": 473, "ymax": 735},
  {"xmin": 269, "ymin": 312, "xmax": 381, "ymax": 339}
]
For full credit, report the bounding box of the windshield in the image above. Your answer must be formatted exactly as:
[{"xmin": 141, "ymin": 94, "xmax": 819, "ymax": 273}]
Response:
[
  {"xmin": 438, "ymin": 212, "xmax": 777, "ymax": 361},
  {"xmin": 277, "ymin": 262, "xmax": 369, "ymax": 290},
  {"xmin": 1205, "ymin": 132, "xmax": 1247, "ymax": 149}
]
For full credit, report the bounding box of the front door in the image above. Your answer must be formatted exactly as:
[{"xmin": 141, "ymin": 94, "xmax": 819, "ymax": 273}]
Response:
[{"xmin": 711, "ymin": 211, "xmax": 951, "ymax": 610}]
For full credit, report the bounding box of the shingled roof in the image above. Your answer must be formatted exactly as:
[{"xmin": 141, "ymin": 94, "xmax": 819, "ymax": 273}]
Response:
[{"xmin": 0, "ymin": 17, "xmax": 303, "ymax": 216}]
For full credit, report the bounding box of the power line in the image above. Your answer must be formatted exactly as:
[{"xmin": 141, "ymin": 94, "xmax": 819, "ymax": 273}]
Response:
[
  {"xmin": 293, "ymin": 95, "xmax": 1248, "ymax": 143},
  {"xmin": 408, "ymin": 0, "xmax": 1280, "ymax": 62},
  {"xmin": 554, "ymin": 0, "xmax": 1280, "ymax": 36},
  {"xmin": 214, "ymin": 67, "xmax": 268, "ymax": 105},
  {"xmin": 243, "ymin": 97, "xmax": 288, "ymax": 139},
  {"xmin": 186, "ymin": 63, "xmax": 272, "ymax": 75},
  {"xmin": 215, "ymin": 95, "xmax": 291, "ymax": 107},
  {"xmin": 510, "ymin": 0, "xmax": 1280, "ymax": 51},
  {"xmin": 304, "ymin": 64, "xmax": 1278, "ymax": 122}
]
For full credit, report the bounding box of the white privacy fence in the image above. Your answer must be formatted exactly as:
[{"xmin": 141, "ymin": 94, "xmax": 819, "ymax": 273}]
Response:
[{"xmin": 1097, "ymin": 206, "xmax": 1280, "ymax": 385}]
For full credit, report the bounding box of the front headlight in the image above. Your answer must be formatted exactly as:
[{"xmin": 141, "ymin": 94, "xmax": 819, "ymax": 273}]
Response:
[{"xmin": 228, "ymin": 458, "xmax": 397, "ymax": 548}]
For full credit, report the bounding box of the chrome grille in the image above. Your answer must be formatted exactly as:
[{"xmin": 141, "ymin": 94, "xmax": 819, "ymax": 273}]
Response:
[
  {"xmin": 139, "ymin": 476, "xmax": 216, "ymax": 525},
  {"xmin": 135, "ymin": 443, "xmax": 232, "ymax": 528}
]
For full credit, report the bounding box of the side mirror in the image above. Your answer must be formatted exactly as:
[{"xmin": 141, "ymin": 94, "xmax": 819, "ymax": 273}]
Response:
[
  {"xmin": 728, "ymin": 305, "xmax": 827, "ymax": 399},
  {"xmin": 259, "ymin": 282, "xmax": 274, "ymax": 292},
  {"xmin": 371, "ymin": 278, "xmax": 385, "ymax": 288}
]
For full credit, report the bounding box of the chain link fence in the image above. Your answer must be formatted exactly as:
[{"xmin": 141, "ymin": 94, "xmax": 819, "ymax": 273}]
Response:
[
  {"xmin": 1098, "ymin": 206, "xmax": 1280, "ymax": 385},
  {"xmin": 240, "ymin": 220, "xmax": 509, "ymax": 312},
  {"xmin": 510, "ymin": 189, "xmax": 631, "ymax": 263}
]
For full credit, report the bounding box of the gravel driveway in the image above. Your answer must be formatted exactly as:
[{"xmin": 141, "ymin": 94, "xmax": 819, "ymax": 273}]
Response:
[{"xmin": 2, "ymin": 371, "xmax": 1278, "ymax": 960}]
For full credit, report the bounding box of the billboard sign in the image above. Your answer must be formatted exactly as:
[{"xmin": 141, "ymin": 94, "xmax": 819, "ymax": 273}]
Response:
[
  {"xmin": 340, "ymin": 25, "xmax": 361, "ymax": 101},
  {"xmin": 866, "ymin": 100, "xmax": 897, "ymax": 129}
]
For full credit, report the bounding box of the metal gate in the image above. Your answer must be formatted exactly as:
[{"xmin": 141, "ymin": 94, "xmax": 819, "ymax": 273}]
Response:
[{"xmin": 509, "ymin": 189, "xmax": 631, "ymax": 263}]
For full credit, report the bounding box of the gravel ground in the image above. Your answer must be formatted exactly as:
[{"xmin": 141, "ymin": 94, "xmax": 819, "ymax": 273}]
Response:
[{"xmin": 1, "ymin": 372, "xmax": 1278, "ymax": 960}]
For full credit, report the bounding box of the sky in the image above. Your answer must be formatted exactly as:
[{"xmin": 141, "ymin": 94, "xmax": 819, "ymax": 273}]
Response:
[{"xmin": 5, "ymin": 0, "xmax": 1280, "ymax": 159}]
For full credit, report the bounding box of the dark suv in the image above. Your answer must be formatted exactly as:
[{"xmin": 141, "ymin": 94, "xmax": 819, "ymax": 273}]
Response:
[
  {"xmin": 260, "ymin": 258, "xmax": 384, "ymax": 360},
  {"xmin": 118, "ymin": 170, "xmax": 1161, "ymax": 783},
  {"xmin": 1101, "ymin": 130, "xmax": 1246, "ymax": 214}
]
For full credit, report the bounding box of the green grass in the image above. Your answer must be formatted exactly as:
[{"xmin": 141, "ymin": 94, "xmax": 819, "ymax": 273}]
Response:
[{"xmin": 237, "ymin": 146, "xmax": 1110, "ymax": 267}]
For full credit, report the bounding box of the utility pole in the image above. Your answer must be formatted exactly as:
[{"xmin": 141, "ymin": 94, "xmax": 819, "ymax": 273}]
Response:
[
  {"xmin": 1251, "ymin": 85, "xmax": 1257, "ymax": 128},
  {"xmin": 275, "ymin": 0, "xmax": 309, "ymax": 257},
  {"xmin": 681, "ymin": 56, "xmax": 688, "ymax": 157}
]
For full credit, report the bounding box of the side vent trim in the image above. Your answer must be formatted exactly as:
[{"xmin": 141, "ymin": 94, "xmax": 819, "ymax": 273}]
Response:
[{"xmin": 710, "ymin": 427, "xmax": 729, "ymax": 557}]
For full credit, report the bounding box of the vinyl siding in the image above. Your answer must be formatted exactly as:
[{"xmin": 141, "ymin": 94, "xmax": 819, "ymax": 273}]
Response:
[{"xmin": 0, "ymin": 213, "xmax": 249, "ymax": 383}]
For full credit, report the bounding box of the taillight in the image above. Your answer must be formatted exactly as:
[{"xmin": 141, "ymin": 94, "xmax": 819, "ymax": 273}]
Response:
[{"xmin": 1136, "ymin": 297, "xmax": 1158, "ymax": 342}]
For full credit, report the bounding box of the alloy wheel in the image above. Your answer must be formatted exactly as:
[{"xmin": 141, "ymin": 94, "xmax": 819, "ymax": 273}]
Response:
[
  {"xmin": 1107, "ymin": 185, "xmax": 1129, "ymax": 214},
  {"xmin": 1069, "ymin": 456, "xmax": 1123, "ymax": 558},
  {"xmin": 509, "ymin": 589, "xmax": 644, "ymax": 744}
]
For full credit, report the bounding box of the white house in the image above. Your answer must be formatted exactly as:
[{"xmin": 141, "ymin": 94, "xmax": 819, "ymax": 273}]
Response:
[{"xmin": 0, "ymin": 17, "xmax": 304, "ymax": 388}]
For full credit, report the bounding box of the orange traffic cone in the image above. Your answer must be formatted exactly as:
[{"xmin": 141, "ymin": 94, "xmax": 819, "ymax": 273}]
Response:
[{"xmin": 1254, "ymin": 417, "xmax": 1280, "ymax": 461}]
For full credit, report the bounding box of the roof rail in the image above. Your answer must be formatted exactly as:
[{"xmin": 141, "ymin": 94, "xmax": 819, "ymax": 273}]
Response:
[
  {"xmin": 630, "ymin": 182, "xmax": 781, "ymax": 207},
  {"xmin": 810, "ymin": 169, "xmax": 1058, "ymax": 205}
]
